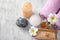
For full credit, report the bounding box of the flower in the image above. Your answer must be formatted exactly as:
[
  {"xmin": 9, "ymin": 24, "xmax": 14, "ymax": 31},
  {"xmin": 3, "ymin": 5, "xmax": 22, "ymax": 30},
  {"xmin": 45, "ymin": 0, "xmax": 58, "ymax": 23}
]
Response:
[
  {"xmin": 29, "ymin": 26, "xmax": 38, "ymax": 36},
  {"xmin": 47, "ymin": 13, "xmax": 58, "ymax": 24}
]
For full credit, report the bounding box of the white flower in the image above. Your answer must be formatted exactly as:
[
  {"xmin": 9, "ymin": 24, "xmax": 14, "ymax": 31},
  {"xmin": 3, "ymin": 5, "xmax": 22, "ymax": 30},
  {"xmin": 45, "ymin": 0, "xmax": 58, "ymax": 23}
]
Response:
[
  {"xmin": 29, "ymin": 26, "xmax": 38, "ymax": 36},
  {"xmin": 47, "ymin": 13, "xmax": 58, "ymax": 24}
]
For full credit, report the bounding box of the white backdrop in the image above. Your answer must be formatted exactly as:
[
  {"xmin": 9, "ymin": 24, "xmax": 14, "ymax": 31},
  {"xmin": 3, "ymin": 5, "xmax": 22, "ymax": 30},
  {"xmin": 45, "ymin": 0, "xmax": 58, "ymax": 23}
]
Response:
[{"xmin": 0, "ymin": 0, "xmax": 60, "ymax": 40}]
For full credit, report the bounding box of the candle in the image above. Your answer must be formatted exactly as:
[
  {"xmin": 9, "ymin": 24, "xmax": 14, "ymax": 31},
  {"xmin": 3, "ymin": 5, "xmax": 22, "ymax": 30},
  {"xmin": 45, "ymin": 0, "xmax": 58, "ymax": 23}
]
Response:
[
  {"xmin": 29, "ymin": 15, "xmax": 41, "ymax": 26},
  {"xmin": 22, "ymin": 2, "xmax": 32, "ymax": 18}
]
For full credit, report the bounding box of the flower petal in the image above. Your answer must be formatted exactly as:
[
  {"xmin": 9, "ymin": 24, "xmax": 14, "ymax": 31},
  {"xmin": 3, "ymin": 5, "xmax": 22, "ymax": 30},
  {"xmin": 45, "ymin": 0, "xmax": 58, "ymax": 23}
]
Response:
[
  {"xmin": 32, "ymin": 33, "xmax": 37, "ymax": 36},
  {"xmin": 47, "ymin": 13, "xmax": 59, "ymax": 24},
  {"xmin": 35, "ymin": 28, "xmax": 38, "ymax": 32},
  {"xmin": 48, "ymin": 13, "xmax": 53, "ymax": 17},
  {"xmin": 29, "ymin": 26, "xmax": 38, "ymax": 36}
]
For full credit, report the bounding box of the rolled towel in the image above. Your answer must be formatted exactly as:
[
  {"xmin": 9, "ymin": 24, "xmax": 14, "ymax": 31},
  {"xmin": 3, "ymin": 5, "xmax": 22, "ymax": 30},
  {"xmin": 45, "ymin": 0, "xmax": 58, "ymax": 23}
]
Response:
[{"xmin": 40, "ymin": 0, "xmax": 60, "ymax": 17}]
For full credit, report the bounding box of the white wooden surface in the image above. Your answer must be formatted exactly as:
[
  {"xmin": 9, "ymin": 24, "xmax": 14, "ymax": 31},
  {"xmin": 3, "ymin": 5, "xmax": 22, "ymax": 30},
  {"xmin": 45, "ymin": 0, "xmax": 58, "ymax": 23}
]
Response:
[{"xmin": 0, "ymin": 0, "xmax": 60, "ymax": 40}]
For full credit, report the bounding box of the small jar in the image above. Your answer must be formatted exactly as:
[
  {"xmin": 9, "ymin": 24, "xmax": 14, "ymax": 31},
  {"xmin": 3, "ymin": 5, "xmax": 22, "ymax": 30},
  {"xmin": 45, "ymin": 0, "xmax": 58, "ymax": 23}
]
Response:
[{"xmin": 40, "ymin": 19, "xmax": 48, "ymax": 28}]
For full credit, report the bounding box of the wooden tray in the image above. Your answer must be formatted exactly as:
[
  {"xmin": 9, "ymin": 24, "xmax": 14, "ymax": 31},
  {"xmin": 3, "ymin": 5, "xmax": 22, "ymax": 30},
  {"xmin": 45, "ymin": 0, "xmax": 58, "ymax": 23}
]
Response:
[{"xmin": 33, "ymin": 29, "xmax": 57, "ymax": 40}]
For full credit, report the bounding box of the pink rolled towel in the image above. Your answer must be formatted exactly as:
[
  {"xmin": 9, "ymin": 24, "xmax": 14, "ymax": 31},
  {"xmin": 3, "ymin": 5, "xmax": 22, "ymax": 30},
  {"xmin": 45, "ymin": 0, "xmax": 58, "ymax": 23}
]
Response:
[
  {"xmin": 40, "ymin": 0, "xmax": 60, "ymax": 17},
  {"xmin": 39, "ymin": 0, "xmax": 60, "ymax": 29},
  {"xmin": 56, "ymin": 11, "xmax": 60, "ymax": 29}
]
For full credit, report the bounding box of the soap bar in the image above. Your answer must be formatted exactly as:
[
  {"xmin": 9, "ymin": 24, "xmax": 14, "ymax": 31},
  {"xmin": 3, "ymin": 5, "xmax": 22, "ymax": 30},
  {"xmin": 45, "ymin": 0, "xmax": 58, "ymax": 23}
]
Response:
[{"xmin": 22, "ymin": 2, "xmax": 32, "ymax": 18}]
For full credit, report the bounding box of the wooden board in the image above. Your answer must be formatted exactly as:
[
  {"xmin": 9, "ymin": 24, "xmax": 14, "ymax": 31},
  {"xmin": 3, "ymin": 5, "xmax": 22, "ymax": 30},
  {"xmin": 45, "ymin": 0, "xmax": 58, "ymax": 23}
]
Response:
[{"xmin": 33, "ymin": 29, "xmax": 57, "ymax": 40}]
